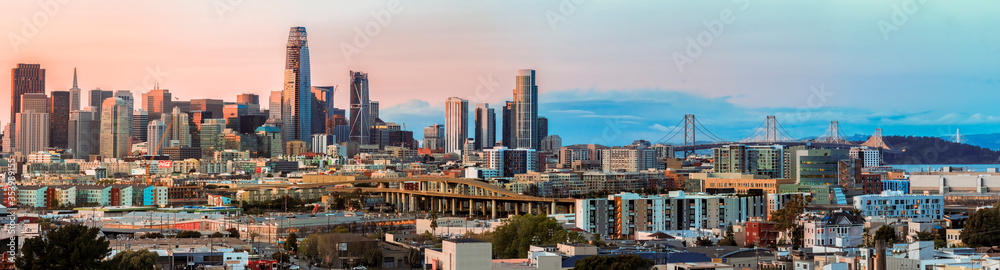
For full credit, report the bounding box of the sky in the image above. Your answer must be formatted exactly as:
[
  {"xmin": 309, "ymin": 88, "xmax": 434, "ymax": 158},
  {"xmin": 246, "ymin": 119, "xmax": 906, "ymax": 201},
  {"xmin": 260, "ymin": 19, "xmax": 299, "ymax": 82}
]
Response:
[{"xmin": 3, "ymin": 0, "xmax": 1000, "ymax": 146}]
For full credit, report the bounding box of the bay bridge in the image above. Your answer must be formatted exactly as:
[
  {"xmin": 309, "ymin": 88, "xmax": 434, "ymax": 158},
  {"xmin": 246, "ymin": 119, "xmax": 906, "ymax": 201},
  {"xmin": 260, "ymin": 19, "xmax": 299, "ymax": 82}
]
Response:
[{"xmin": 657, "ymin": 114, "xmax": 896, "ymax": 156}]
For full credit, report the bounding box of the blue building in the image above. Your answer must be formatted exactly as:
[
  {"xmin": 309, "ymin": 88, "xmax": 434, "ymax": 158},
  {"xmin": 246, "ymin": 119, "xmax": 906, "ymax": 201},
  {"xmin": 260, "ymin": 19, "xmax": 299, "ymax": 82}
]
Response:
[{"xmin": 882, "ymin": 179, "xmax": 910, "ymax": 194}]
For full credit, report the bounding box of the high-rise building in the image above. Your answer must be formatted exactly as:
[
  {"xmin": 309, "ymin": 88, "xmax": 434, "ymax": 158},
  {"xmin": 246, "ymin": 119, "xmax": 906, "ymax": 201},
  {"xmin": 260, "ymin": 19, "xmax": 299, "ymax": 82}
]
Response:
[
  {"xmin": 474, "ymin": 103, "xmax": 495, "ymax": 150},
  {"xmin": 502, "ymin": 101, "xmax": 514, "ymax": 148},
  {"xmin": 423, "ymin": 124, "xmax": 444, "ymax": 150},
  {"xmin": 199, "ymin": 119, "xmax": 226, "ymax": 152},
  {"xmin": 69, "ymin": 109, "xmax": 100, "ymax": 158},
  {"xmin": 268, "ymin": 90, "xmax": 282, "ymax": 124},
  {"xmin": 713, "ymin": 144, "xmax": 785, "ymax": 179},
  {"xmin": 11, "ymin": 63, "xmax": 46, "ymax": 127},
  {"xmin": 1, "ymin": 124, "xmax": 11, "ymax": 154},
  {"xmin": 537, "ymin": 116, "xmax": 548, "ymax": 147},
  {"xmin": 236, "ymin": 93, "xmax": 260, "ymax": 105},
  {"xmin": 15, "ymin": 112, "xmax": 49, "ymax": 154},
  {"xmin": 21, "ymin": 93, "xmax": 49, "ymax": 114},
  {"xmin": 100, "ymin": 98, "xmax": 131, "ymax": 159},
  {"xmin": 142, "ymin": 88, "xmax": 172, "ymax": 119},
  {"xmin": 114, "ymin": 90, "xmax": 134, "ymax": 112},
  {"xmin": 190, "ymin": 99, "xmax": 224, "ymax": 119},
  {"xmin": 444, "ymin": 97, "xmax": 468, "ymax": 154},
  {"xmin": 49, "ymin": 91, "xmax": 71, "ymax": 149},
  {"xmin": 88, "ymin": 89, "xmax": 114, "ymax": 113},
  {"xmin": 161, "ymin": 107, "xmax": 192, "ymax": 147},
  {"xmin": 370, "ymin": 101, "xmax": 379, "ymax": 121},
  {"xmin": 133, "ymin": 110, "xmax": 149, "ymax": 142},
  {"xmin": 311, "ymin": 133, "xmax": 336, "ymax": 153},
  {"xmin": 147, "ymin": 120, "xmax": 166, "ymax": 155},
  {"xmin": 281, "ymin": 27, "xmax": 313, "ymax": 145},
  {"xmin": 349, "ymin": 71, "xmax": 371, "ymax": 144},
  {"xmin": 256, "ymin": 124, "xmax": 283, "ymax": 158},
  {"xmin": 513, "ymin": 69, "xmax": 538, "ymax": 150},
  {"xmin": 69, "ymin": 68, "xmax": 81, "ymax": 111}
]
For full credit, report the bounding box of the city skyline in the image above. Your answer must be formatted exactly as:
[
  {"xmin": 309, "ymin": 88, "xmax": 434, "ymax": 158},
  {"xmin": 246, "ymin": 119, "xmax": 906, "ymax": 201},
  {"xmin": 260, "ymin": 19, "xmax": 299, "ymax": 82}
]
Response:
[{"xmin": 4, "ymin": 1, "xmax": 1000, "ymax": 146}]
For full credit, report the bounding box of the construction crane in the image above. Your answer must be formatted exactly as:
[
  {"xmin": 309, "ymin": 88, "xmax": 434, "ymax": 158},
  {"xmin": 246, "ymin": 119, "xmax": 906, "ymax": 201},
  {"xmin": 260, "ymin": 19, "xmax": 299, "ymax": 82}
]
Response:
[{"xmin": 144, "ymin": 116, "xmax": 175, "ymax": 185}]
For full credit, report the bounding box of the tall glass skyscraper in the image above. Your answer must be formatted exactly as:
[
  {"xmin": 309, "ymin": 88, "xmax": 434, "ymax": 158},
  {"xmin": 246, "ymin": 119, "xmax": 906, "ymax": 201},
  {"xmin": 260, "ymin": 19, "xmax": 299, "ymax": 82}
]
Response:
[
  {"xmin": 475, "ymin": 103, "xmax": 495, "ymax": 150},
  {"xmin": 10, "ymin": 63, "xmax": 46, "ymax": 130},
  {"xmin": 349, "ymin": 71, "xmax": 371, "ymax": 144},
  {"xmin": 100, "ymin": 97, "xmax": 131, "ymax": 159},
  {"xmin": 281, "ymin": 27, "xmax": 312, "ymax": 144},
  {"xmin": 514, "ymin": 69, "xmax": 538, "ymax": 150},
  {"xmin": 444, "ymin": 97, "xmax": 468, "ymax": 154}
]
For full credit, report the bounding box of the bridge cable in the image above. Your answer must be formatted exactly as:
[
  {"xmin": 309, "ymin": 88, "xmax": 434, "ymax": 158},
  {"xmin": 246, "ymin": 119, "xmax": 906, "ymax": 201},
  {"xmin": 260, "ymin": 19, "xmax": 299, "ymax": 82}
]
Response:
[
  {"xmin": 694, "ymin": 118, "xmax": 729, "ymax": 142},
  {"xmin": 654, "ymin": 118, "xmax": 686, "ymax": 144}
]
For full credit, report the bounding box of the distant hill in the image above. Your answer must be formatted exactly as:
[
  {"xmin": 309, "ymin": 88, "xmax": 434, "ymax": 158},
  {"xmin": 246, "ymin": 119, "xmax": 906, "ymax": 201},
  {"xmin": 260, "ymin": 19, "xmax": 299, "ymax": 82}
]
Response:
[
  {"xmin": 936, "ymin": 133, "xmax": 1000, "ymax": 151},
  {"xmin": 875, "ymin": 135, "xmax": 1000, "ymax": 164}
]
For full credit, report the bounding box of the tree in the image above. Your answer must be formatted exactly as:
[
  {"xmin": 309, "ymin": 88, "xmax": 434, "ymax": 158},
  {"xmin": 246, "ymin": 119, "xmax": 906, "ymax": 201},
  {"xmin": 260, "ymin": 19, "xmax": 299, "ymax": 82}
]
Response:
[
  {"xmin": 791, "ymin": 225, "xmax": 804, "ymax": 250},
  {"xmin": 15, "ymin": 224, "xmax": 111, "ymax": 270},
  {"xmin": 272, "ymin": 252, "xmax": 290, "ymax": 263},
  {"xmin": 226, "ymin": 228, "xmax": 240, "ymax": 239},
  {"xmin": 429, "ymin": 212, "xmax": 439, "ymax": 232},
  {"xmin": 572, "ymin": 254, "xmax": 654, "ymax": 270},
  {"xmin": 916, "ymin": 230, "xmax": 946, "ymax": 249},
  {"xmin": 284, "ymin": 232, "xmax": 299, "ymax": 253},
  {"xmin": 176, "ymin": 230, "xmax": 202, "ymax": 238},
  {"xmin": 332, "ymin": 226, "xmax": 350, "ymax": 233},
  {"xmin": 961, "ymin": 204, "xmax": 1000, "ymax": 247},
  {"xmin": 524, "ymin": 184, "xmax": 540, "ymax": 197},
  {"xmin": 770, "ymin": 195, "xmax": 811, "ymax": 231},
  {"xmin": 107, "ymin": 249, "xmax": 159, "ymax": 270},
  {"xmin": 873, "ymin": 225, "xmax": 899, "ymax": 245},
  {"xmin": 143, "ymin": 232, "xmax": 165, "ymax": 239},
  {"xmin": 718, "ymin": 225, "xmax": 737, "ymax": 246},
  {"xmin": 492, "ymin": 214, "xmax": 571, "ymax": 259},
  {"xmin": 210, "ymin": 232, "xmax": 224, "ymax": 238},
  {"xmin": 360, "ymin": 247, "xmax": 384, "ymax": 268},
  {"xmin": 404, "ymin": 248, "xmax": 423, "ymax": 269},
  {"xmin": 695, "ymin": 237, "xmax": 714, "ymax": 247}
]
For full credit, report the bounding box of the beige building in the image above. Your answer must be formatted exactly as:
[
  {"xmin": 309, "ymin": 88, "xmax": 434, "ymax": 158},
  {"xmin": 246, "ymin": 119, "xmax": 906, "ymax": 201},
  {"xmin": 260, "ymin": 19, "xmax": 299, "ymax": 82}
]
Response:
[{"xmin": 425, "ymin": 239, "xmax": 491, "ymax": 270}]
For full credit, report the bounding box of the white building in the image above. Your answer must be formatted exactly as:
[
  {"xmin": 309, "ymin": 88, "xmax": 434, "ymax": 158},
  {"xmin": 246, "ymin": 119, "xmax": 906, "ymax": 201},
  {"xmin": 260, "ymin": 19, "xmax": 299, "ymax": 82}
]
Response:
[
  {"xmin": 444, "ymin": 97, "xmax": 468, "ymax": 155},
  {"xmin": 15, "ymin": 112, "xmax": 50, "ymax": 154},
  {"xmin": 601, "ymin": 147, "xmax": 655, "ymax": 173},
  {"xmin": 575, "ymin": 191, "xmax": 768, "ymax": 238},
  {"xmin": 484, "ymin": 147, "xmax": 537, "ymax": 177},
  {"xmin": 803, "ymin": 212, "xmax": 864, "ymax": 249},
  {"xmin": 853, "ymin": 191, "xmax": 944, "ymax": 220},
  {"xmin": 311, "ymin": 133, "xmax": 335, "ymax": 153},
  {"xmin": 424, "ymin": 239, "xmax": 491, "ymax": 270},
  {"xmin": 849, "ymin": 146, "xmax": 881, "ymax": 167}
]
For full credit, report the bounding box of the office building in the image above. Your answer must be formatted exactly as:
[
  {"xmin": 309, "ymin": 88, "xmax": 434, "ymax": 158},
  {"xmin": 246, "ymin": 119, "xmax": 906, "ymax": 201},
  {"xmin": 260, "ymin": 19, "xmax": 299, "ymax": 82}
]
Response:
[
  {"xmin": 100, "ymin": 98, "xmax": 131, "ymax": 159},
  {"xmin": 132, "ymin": 110, "xmax": 148, "ymax": 142},
  {"xmin": 256, "ymin": 124, "xmax": 283, "ymax": 158},
  {"xmin": 795, "ymin": 149, "xmax": 850, "ymax": 186},
  {"xmin": 147, "ymin": 120, "xmax": 167, "ymax": 155},
  {"xmin": 540, "ymin": 135, "xmax": 562, "ymax": 153},
  {"xmin": 537, "ymin": 116, "xmax": 548, "ymax": 147},
  {"xmin": 113, "ymin": 90, "xmax": 134, "ymax": 112},
  {"xmin": 853, "ymin": 191, "xmax": 944, "ymax": 220},
  {"xmin": 444, "ymin": 97, "xmax": 468, "ymax": 154},
  {"xmin": 199, "ymin": 119, "xmax": 226, "ymax": 152},
  {"xmin": 21, "ymin": 93, "xmax": 49, "ymax": 114},
  {"xmin": 268, "ymin": 90, "xmax": 282, "ymax": 124},
  {"xmin": 474, "ymin": 103, "xmax": 495, "ymax": 150},
  {"xmin": 141, "ymin": 88, "xmax": 172, "ymax": 117},
  {"xmin": 281, "ymin": 27, "xmax": 313, "ymax": 144},
  {"xmin": 189, "ymin": 99, "xmax": 224, "ymax": 120},
  {"xmin": 69, "ymin": 68, "xmax": 81, "ymax": 111},
  {"xmin": 89, "ymin": 89, "xmax": 113, "ymax": 112},
  {"xmin": 349, "ymin": 71, "xmax": 371, "ymax": 144},
  {"xmin": 849, "ymin": 146, "xmax": 882, "ymax": 168},
  {"xmin": 68, "ymin": 109, "xmax": 100, "ymax": 159},
  {"xmin": 501, "ymin": 101, "xmax": 514, "ymax": 148},
  {"xmin": 236, "ymin": 93, "xmax": 259, "ymax": 105},
  {"xmin": 15, "ymin": 112, "xmax": 49, "ymax": 154},
  {"xmin": 713, "ymin": 144, "xmax": 785, "ymax": 179},
  {"xmin": 311, "ymin": 133, "xmax": 335, "ymax": 153},
  {"xmin": 48, "ymin": 91, "xmax": 71, "ymax": 149},
  {"xmin": 423, "ymin": 124, "xmax": 444, "ymax": 150},
  {"xmin": 161, "ymin": 107, "xmax": 192, "ymax": 147},
  {"xmin": 513, "ymin": 69, "xmax": 538, "ymax": 150},
  {"xmin": 484, "ymin": 147, "xmax": 537, "ymax": 177},
  {"xmin": 601, "ymin": 146, "xmax": 656, "ymax": 173},
  {"xmin": 11, "ymin": 63, "xmax": 46, "ymax": 127}
]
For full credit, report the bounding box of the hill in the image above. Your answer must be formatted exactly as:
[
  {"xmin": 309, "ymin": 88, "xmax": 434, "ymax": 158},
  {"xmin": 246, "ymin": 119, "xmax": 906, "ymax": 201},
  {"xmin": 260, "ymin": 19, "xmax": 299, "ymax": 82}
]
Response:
[{"xmin": 876, "ymin": 135, "xmax": 1000, "ymax": 164}]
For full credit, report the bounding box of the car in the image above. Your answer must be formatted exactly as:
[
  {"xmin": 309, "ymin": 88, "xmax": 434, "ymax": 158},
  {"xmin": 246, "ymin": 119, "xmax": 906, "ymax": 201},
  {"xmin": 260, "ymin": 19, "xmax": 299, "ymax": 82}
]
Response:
[{"xmin": 289, "ymin": 265, "xmax": 301, "ymax": 270}]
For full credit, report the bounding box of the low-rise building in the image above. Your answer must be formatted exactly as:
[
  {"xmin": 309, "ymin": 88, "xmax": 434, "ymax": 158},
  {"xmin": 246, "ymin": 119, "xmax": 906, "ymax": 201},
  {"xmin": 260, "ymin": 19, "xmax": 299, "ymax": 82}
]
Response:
[
  {"xmin": 425, "ymin": 239, "xmax": 492, "ymax": 270},
  {"xmin": 854, "ymin": 191, "xmax": 944, "ymax": 220},
  {"xmin": 802, "ymin": 212, "xmax": 864, "ymax": 249}
]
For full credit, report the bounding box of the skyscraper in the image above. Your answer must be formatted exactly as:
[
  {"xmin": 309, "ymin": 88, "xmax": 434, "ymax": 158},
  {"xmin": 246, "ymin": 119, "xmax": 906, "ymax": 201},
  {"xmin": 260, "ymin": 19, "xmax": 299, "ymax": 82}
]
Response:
[
  {"xmin": 474, "ymin": 103, "xmax": 496, "ymax": 150},
  {"xmin": 10, "ymin": 63, "xmax": 45, "ymax": 127},
  {"xmin": 537, "ymin": 116, "xmax": 548, "ymax": 148},
  {"xmin": 513, "ymin": 69, "xmax": 538, "ymax": 150},
  {"xmin": 268, "ymin": 90, "xmax": 282, "ymax": 124},
  {"xmin": 423, "ymin": 124, "xmax": 444, "ymax": 150},
  {"xmin": 161, "ymin": 107, "xmax": 192, "ymax": 147},
  {"xmin": 444, "ymin": 97, "xmax": 468, "ymax": 154},
  {"xmin": 114, "ymin": 90, "xmax": 134, "ymax": 112},
  {"xmin": 190, "ymin": 99, "xmax": 224, "ymax": 119},
  {"xmin": 69, "ymin": 109, "xmax": 100, "ymax": 158},
  {"xmin": 49, "ymin": 91, "xmax": 71, "ymax": 149},
  {"xmin": 15, "ymin": 112, "xmax": 49, "ymax": 154},
  {"xmin": 142, "ymin": 88, "xmax": 172, "ymax": 118},
  {"xmin": 370, "ymin": 101, "xmax": 380, "ymax": 121},
  {"xmin": 133, "ymin": 110, "xmax": 149, "ymax": 142},
  {"xmin": 502, "ymin": 101, "xmax": 514, "ymax": 148},
  {"xmin": 236, "ymin": 93, "xmax": 260, "ymax": 105},
  {"xmin": 349, "ymin": 71, "xmax": 371, "ymax": 144},
  {"xmin": 88, "ymin": 89, "xmax": 113, "ymax": 112},
  {"xmin": 100, "ymin": 97, "xmax": 131, "ymax": 159},
  {"xmin": 69, "ymin": 68, "xmax": 81, "ymax": 111},
  {"xmin": 147, "ymin": 119, "xmax": 166, "ymax": 155},
  {"xmin": 281, "ymin": 26, "xmax": 313, "ymax": 144},
  {"xmin": 21, "ymin": 93, "xmax": 49, "ymax": 114}
]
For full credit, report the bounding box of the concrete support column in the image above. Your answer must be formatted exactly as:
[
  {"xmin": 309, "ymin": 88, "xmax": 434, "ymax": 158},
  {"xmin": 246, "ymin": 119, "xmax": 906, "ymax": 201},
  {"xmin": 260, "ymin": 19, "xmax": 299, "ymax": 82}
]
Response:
[
  {"xmin": 551, "ymin": 201, "xmax": 557, "ymax": 215},
  {"xmin": 469, "ymin": 199, "xmax": 474, "ymax": 217},
  {"xmin": 491, "ymin": 199, "xmax": 497, "ymax": 220},
  {"xmin": 451, "ymin": 198, "xmax": 456, "ymax": 216}
]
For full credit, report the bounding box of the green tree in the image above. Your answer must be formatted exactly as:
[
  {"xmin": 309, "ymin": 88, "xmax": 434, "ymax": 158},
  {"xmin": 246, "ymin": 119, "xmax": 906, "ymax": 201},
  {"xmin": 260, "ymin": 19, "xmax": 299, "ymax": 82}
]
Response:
[
  {"xmin": 209, "ymin": 232, "xmax": 224, "ymax": 238},
  {"xmin": 332, "ymin": 226, "xmax": 350, "ymax": 233},
  {"xmin": 226, "ymin": 228, "xmax": 240, "ymax": 239},
  {"xmin": 15, "ymin": 224, "xmax": 111, "ymax": 270},
  {"xmin": 572, "ymin": 254, "xmax": 654, "ymax": 270},
  {"xmin": 176, "ymin": 230, "xmax": 202, "ymax": 238},
  {"xmin": 492, "ymin": 214, "xmax": 571, "ymax": 259},
  {"xmin": 873, "ymin": 225, "xmax": 899, "ymax": 245},
  {"xmin": 429, "ymin": 212, "xmax": 439, "ymax": 232},
  {"xmin": 771, "ymin": 195, "xmax": 811, "ymax": 231},
  {"xmin": 961, "ymin": 204, "xmax": 1000, "ymax": 247},
  {"xmin": 718, "ymin": 225, "xmax": 737, "ymax": 246},
  {"xmin": 915, "ymin": 230, "xmax": 946, "ymax": 249},
  {"xmin": 107, "ymin": 249, "xmax": 159, "ymax": 270},
  {"xmin": 791, "ymin": 225, "xmax": 804, "ymax": 250},
  {"xmin": 284, "ymin": 232, "xmax": 299, "ymax": 253},
  {"xmin": 271, "ymin": 252, "xmax": 290, "ymax": 263},
  {"xmin": 360, "ymin": 247, "xmax": 384, "ymax": 268},
  {"xmin": 695, "ymin": 237, "xmax": 714, "ymax": 247},
  {"xmin": 143, "ymin": 232, "xmax": 165, "ymax": 239}
]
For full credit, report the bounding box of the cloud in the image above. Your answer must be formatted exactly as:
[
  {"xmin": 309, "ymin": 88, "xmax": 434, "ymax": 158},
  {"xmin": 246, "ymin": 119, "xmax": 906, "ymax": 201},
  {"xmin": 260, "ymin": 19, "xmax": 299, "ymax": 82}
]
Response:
[{"xmin": 649, "ymin": 124, "xmax": 672, "ymax": 132}]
